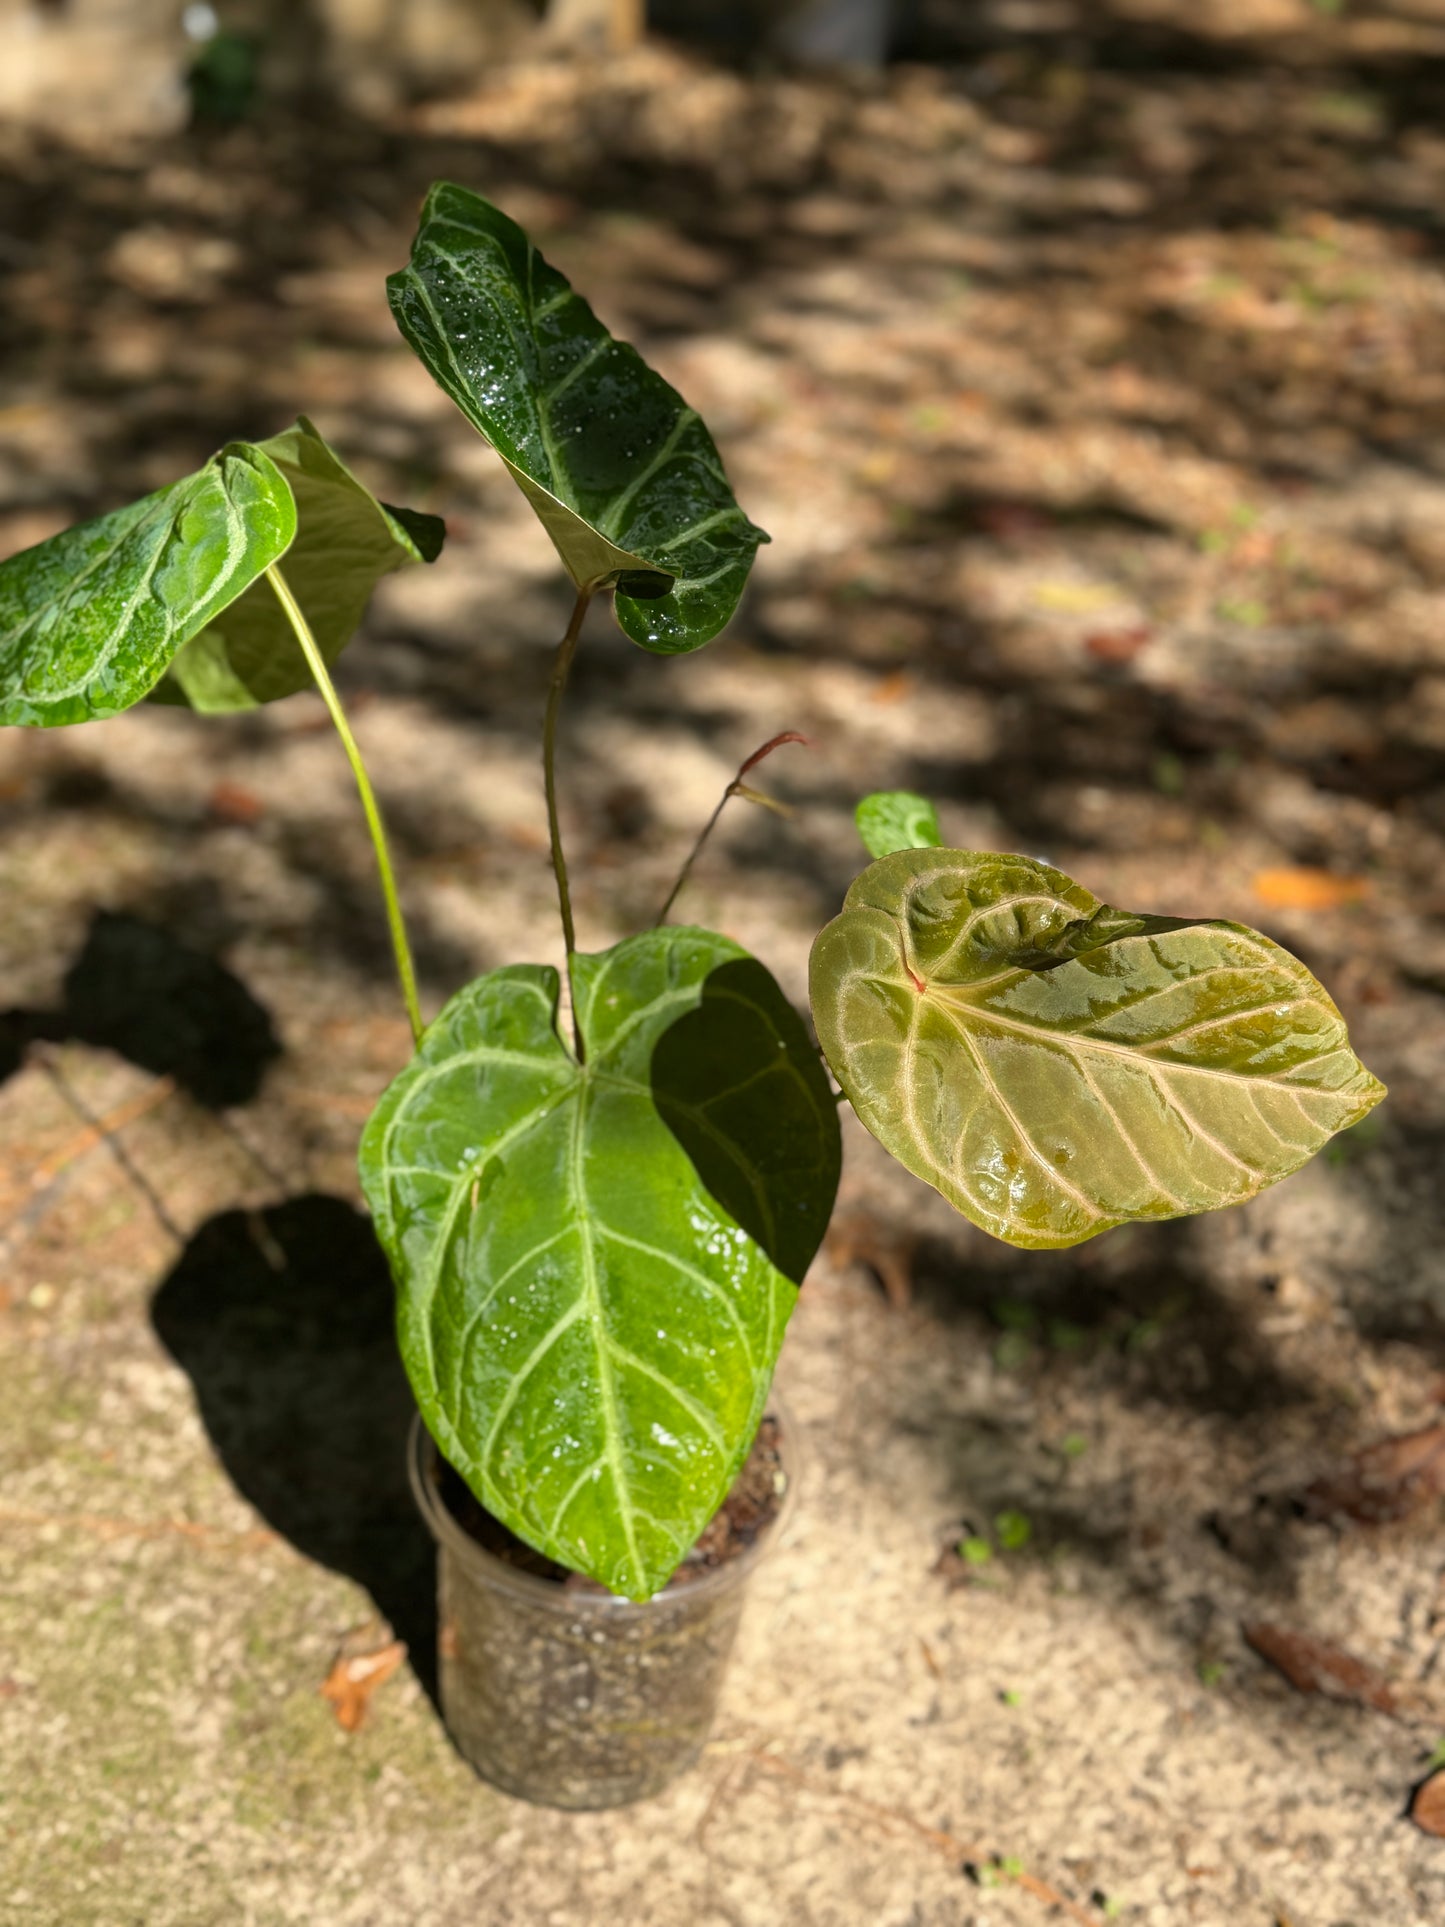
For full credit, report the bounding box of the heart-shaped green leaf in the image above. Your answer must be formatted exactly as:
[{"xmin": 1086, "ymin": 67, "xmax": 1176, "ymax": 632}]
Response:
[
  {"xmin": 155, "ymin": 417, "xmax": 445, "ymax": 712},
  {"xmin": 0, "ymin": 420, "xmax": 444, "ymax": 726},
  {"xmin": 811, "ymin": 849, "xmax": 1385, "ymax": 1251},
  {"xmin": 0, "ymin": 444, "xmax": 295, "ymax": 727},
  {"xmin": 387, "ymin": 182, "xmax": 768, "ymax": 654},
  {"xmin": 359, "ymin": 927, "xmax": 840, "ymax": 1599},
  {"xmin": 855, "ymin": 789, "xmax": 943, "ymax": 858}
]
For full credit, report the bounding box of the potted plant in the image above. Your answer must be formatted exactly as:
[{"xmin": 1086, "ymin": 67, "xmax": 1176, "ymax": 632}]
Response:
[{"xmin": 0, "ymin": 183, "xmax": 1385, "ymax": 1809}]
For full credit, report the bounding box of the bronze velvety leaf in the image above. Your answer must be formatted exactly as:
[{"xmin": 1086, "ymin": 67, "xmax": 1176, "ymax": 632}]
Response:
[{"xmin": 810, "ymin": 849, "xmax": 1385, "ymax": 1251}]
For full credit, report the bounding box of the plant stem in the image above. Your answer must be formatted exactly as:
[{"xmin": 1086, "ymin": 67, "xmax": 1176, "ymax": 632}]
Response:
[
  {"xmin": 654, "ymin": 731, "xmax": 807, "ymax": 926},
  {"xmin": 543, "ymin": 586, "xmax": 594, "ymax": 1046},
  {"xmin": 264, "ymin": 564, "xmax": 424, "ymax": 1047}
]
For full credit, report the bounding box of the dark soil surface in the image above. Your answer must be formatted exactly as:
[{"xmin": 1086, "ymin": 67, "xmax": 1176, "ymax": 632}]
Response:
[{"xmin": 438, "ymin": 1414, "xmax": 787, "ymax": 1592}]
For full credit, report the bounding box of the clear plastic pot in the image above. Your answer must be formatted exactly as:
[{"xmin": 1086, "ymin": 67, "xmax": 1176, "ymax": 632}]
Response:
[{"xmin": 407, "ymin": 1401, "xmax": 798, "ymax": 1810}]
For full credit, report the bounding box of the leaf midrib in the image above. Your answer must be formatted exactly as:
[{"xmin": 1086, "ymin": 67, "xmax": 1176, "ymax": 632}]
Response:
[
  {"xmin": 41, "ymin": 510, "xmax": 174, "ymax": 707},
  {"xmin": 932, "ymin": 997, "xmax": 1106, "ymax": 1225},
  {"xmin": 925, "ymin": 987, "xmax": 1346, "ymax": 1097},
  {"xmin": 422, "ymin": 1057, "xmax": 774, "ymax": 1369},
  {"xmin": 847, "ymin": 918, "xmax": 1344, "ymax": 1099},
  {"xmin": 881, "ymin": 985, "xmax": 1227, "ymax": 1235},
  {"xmin": 408, "ymin": 1078, "xmax": 576, "ymax": 1398},
  {"xmin": 410, "ymin": 1047, "xmax": 774, "ymax": 1594},
  {"xmin": 567, "ymin": 1074, "xmax": 645, "ymax": 1591}
]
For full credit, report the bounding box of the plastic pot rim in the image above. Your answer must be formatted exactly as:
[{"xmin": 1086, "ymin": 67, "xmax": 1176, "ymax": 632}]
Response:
[{"xmin": 407, "ymin": 1391, "xmax": 801, "ymax": 1616}]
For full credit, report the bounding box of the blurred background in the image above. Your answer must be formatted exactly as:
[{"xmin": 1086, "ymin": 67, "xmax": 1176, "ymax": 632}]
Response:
[{"xmin": 4, "ymin": 4, "xmax": 1445, "ymax": 1923}]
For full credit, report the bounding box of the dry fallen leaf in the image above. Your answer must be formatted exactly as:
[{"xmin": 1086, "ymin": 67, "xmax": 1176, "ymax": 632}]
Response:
[
  {"xmin": 320, "ymin": 1629, "xmax": 407, "ymax": 1732},
  {"xmin": 975, "ymin": 501, "xmax": 1053, "ymax": 540},
  {"xmin": 1242, "ymin": 1621, "xmax": 1398, "ymax": 1716},
  {"xmin": 1033, "ymin": 580, "xmax": 1129, "ymax": 614},
  {"xmin": 1302, "ymin": 1422, "xmax": 1445, "ymax": 1526},
  {"xmin": 1085, "ymin": 626, "xmax": 1152, "ymax": 664},
  {"xmin": 870, "ymin": 670, "xmax": 914, "ymax": 704},
  {"xmin": 208, "ymin": 780, "xmax": 265, "ymax": 825},
  {"xmin": 1411, "ymin": 1770, "xmax": 1445, "ymax": 1837},
  {"xmin": 1251, "ymin": 867, "xmax": 1370, "ymax": 910}
]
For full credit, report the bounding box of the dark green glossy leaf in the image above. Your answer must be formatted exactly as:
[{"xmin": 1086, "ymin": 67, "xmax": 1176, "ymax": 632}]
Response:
[
  {"xmin": 359, "ymin": 927, "xmax": 840, "ymax": 1599},
  {"xmin": 811, "ymin": 849, "xmax": 1385, "ymax": 1251},
  {"xmin": 155, "ymin": 417, "xmax": 445, "ymax": 712},
  {"xmin": 377, "ymin": 499, "xmax": 446, "ymax": 564},
  {"xmin": 855, "ymin": 790, "xmax": 943, "ymax": 858},
  {"xmin": 387, "ymin": 182, "xmax": 768, "ymax": 654},
  {"xmin": 0, "ymin": 444, "xmax": 295, "ymax": 727}
]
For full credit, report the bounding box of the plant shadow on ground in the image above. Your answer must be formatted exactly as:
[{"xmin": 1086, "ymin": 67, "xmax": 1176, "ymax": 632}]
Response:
[
  {"xmin": 901, "ymin": 1214, "xmax": 1315, "ymax": 1592},
  {"xmin": 151, "ymin": 1195, "xmax": 439, "ymax": 1704},
  {"xmin": 854, "ymin": 1128, "xmax": 1445, "ymax": 1626},
  {"xmin": 0, "ymin": 908, "xmax": 281, "ymax": 1104},
  {"xmin": 0, "ymin": 906, "xmax": 441, "ymax": 1701},
  {"xmin": 906, "ymin": 1216, "xmax": 1300, "ymax": 1423},
  {"xmin": 847, "ymin": 1179, "xmax": 1441, "ymax": 1618}
]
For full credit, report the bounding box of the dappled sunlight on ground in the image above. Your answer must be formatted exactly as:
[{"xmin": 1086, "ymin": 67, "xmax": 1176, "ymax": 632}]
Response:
[{"xmin": 3, "ymin": 9, "xmax": 1445, "ymax": 1922}]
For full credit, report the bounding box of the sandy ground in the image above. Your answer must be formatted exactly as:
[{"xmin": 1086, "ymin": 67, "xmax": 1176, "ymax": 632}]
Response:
[{"xmin": 4, "ymin": 9, "xmax": 1445, "ymax": 1922}]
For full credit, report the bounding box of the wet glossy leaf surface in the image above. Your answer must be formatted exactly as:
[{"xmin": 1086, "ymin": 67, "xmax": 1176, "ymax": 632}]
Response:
[
  {"xmin": 0, "ymin": 444, "xmax": 294, "ymax": 726},
  {"xmin": 156, "ymin": 418, "xmax": 445, "ymax": 712},
  {"xmin": 855, "ymin": 789, "xmax": 943, "ymax": 858},
  {"xmin": 0, "ymin": 421, "xmax": 442, "ymax": 725},
  {"xmin": 359, "ymin": 927, "xmax": 839, "ymax": 1599},
  {"xmin": 810, "ymin": 849, "xmax": 1385, "ymax": 1250},
  {"xmin": 387, "ymin": 182, "xmax": 767, "ymax": 653}
]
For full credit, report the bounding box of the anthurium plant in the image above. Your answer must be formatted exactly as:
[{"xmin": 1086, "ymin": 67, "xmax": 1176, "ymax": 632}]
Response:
[{"xmin": 0, "ymin": 184, "xmax": 1385, "ymax": 1602}]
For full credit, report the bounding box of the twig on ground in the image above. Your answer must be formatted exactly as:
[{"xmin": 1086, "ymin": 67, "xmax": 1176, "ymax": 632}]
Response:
[
  {"xmin": 1242, "ymin": 1621, "xmax": 1402, "ymax": 1717},
  {"xmin": 694, "ymin": 1756, "xmax": 747, "ymax": 1853},
  {"xmin": 0, "ymin": 1065, "xmax": 178, "ymax": 1258},
  {"xmin": 25, "ymin": 1071, "xmax": 177, "ymax": 1194}
]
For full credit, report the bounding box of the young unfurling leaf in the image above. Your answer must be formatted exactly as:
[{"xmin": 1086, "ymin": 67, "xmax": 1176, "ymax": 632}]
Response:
[{"xmin": 854, "ymin": 790, "xmax": 943, "ymax": 858}]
